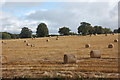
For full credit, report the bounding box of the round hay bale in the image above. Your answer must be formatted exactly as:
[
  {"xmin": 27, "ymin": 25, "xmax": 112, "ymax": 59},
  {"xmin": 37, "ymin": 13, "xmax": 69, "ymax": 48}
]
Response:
[
  {"xmin": 64, "ymin": 54, "xmax": 77, "ymax": 64},
  {"xmin": 31, "ymin": 44, "xmax": 35, "ymax": 47},
  {"xmin": 26, "ymin": 43, "xmax": 30, "ymax": 46},
  {"xmin": 2, "ymin": 41, "xmax": 7, "ymax": 44},
  {"xmin": 56, "ymin": 38, "xmax": 59, "ymax": 40},
  {"xmin": 24, "ymin": 40, "xmax": 27, "ymax": 43},
  {"xmin": 105, "ymin": 34, "xmax": 107, "ymax": 36},
  {"xmin": 85, "ymin": 44, "xmax": 90, "ymax": 48},
  {"xmin": 90, "ymin": 50, "xmax": 101, "ymax": 58},
  {"xmin": 112, "ymin": 33, "xmax": 115, "ymax": 35},
  {"xmin": 32, "ymin": 37, "xmax": 36, "ymax": 39},
  {"xmin": 108, "ymin": 43, "xmax": 114, "ymax": 48},
  {"xmin": 94, "ymin": 34, "xmax": 97, "ymax": 36},
  {"xmin": 46, "ymin": 39, "xmax": 49, "ymax": 42},
  {"xmin": 2, "ymin": 41, "xmax": 3, "ymax": 43},
  {"xmin": 114, "ymin": 39, "xmax": 118, "ymax": 42}
]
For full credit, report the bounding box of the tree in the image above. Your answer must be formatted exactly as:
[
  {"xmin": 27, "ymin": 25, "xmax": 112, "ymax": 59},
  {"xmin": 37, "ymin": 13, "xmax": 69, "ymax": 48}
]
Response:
[
  {"xmin": 10, "ymin": 34, "xmax": 20, "ymax": 39},
  {"xmin": 58, "ymin": 27, "xmax": 71, "ymax": 35},
  {"xmin": 118, "ymin": 27, "xmax": 120, "ymax": 33},
  {"xmin": 36, "ymin": 23, "xmax": 49, "ymax": 37},
  {"xmin": 113, "ymin": 28, "xmax": 120, "ymax": 33},
  {"xmin": 113, "ymin": 29, "xmax": 118, "ymax": 33},
  {"xmin": 1, "ymin": 32, "xmax": 11, "ymax": 39},
  {"xmin": 78, "ymin": 22, "xmax": 92, "ymax": 35},
  {"xmin": 32, "ymin": 34, "xmax": 37, "ymax": 38},
  {"xmin": 103, "ymin": 28, "xmax": 112, "ymax": 34},
  {"xmin": 0, "ymin": 32, "xmax": 20, "ymax": 39},
  {"xmin": 20, "ymin": 27, "xmax": 32, "ymax": 38},
  {"xmin": 88, "ymin": 26, "xmax": 94, "ymax": 34},
  {"xmin": 93, "ymin": 26, "xmax": 104, "ymax": 34}
]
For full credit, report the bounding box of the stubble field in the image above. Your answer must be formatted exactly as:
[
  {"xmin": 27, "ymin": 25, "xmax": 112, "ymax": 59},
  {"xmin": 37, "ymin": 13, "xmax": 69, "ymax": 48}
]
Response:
[{"xmin": 1, "ymin": 34, "xmax": 119, "ymax": 78}]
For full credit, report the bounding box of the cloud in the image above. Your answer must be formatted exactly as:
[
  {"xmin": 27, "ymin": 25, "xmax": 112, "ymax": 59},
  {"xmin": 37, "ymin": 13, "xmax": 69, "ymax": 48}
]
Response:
[
  {"xmin": 0, "ymin": 12, "xmax": 40, "ymax": 33},
  {"xmin": 1, "ymin": 1, "xmax": 118, "ymax": 34},
  {"xmin": 25, "ymin": 2, "xmax": 118, "ymax": 33}
]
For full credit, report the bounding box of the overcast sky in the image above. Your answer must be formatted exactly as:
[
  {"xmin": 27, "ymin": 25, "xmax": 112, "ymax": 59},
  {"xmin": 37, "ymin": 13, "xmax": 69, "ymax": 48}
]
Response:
[{"xmin": 0, "ymin": 0, "xmax": 119, "ymax": 34}]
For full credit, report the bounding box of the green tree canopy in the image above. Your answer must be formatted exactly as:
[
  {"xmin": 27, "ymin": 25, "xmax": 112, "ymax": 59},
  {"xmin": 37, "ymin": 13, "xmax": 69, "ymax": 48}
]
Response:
[
  {"xmin": 9, "ymin": 33, "xmax": 19, "ymax": 39},
  {"xmin": 103, "ymin": 28, "xmax": 112, "ymax": 34},
  {"xmin": 36, "ymin": 23, "xmax": 49, "ymax": 37},
  {"xmin": 20, "ymin": 27, "xmax": 32, "ymax": 38},
  {"xmin": 113, "ymin": 29, "xmax": 118, "ymax": 33},
  {"xmin": 118, "ymin": 27, "xmax": 120, "ymax": 33},
  {"xmin": 1, "ymin": 32, "xmax": 11, "ymax": 39},
  {"xmin": 93, "ymin": 26, "xmax": 104, "ymax": 34},
  {"xmin": 113, "ymin": 28, "xmax": 120, "ymax": 33},
  {"xmin": 58, "ymin": 27, "xmax": 71, "ymax": 35},
  {"xmin": 78, "ymin": 22, "xmax": 113, "ymax": 35},
  {"xmin": 88, "ymin": 26, "xmax": 94, "ymax": 34},
  {"xmin": 78, "ymin": 22, "xmax": 92, "ymax": 35}
]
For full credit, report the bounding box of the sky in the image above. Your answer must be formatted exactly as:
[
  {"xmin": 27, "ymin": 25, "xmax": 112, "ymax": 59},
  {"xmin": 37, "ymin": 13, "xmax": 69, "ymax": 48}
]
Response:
[{"xmin": 0, "ymin": 0, "xmax": 119, "ymax": 34}]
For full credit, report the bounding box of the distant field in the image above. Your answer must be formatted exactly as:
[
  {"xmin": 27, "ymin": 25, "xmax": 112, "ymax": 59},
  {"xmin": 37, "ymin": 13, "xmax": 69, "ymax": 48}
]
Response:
[{"xmin": 1, "ymin": 34, "xmax": 119, "ymax": 78}]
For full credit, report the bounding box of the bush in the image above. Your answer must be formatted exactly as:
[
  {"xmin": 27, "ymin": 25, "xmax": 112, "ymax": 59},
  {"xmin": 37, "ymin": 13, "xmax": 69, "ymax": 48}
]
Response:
[{"xmin": 1, "ymin": 32, "xmax": 11, "ymax": 39}]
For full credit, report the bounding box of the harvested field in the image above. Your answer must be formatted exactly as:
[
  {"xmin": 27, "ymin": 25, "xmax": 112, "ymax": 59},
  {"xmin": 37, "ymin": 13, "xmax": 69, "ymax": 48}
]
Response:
[{"xmin": 1, "ymin": 34, "xmax": 119, "ymax": 78}]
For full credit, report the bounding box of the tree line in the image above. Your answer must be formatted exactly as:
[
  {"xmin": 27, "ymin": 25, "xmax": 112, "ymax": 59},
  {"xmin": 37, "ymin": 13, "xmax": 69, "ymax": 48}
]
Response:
[{"xmin": 1, "ymin": 22, "xmax": 120, "ymax": 39}]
